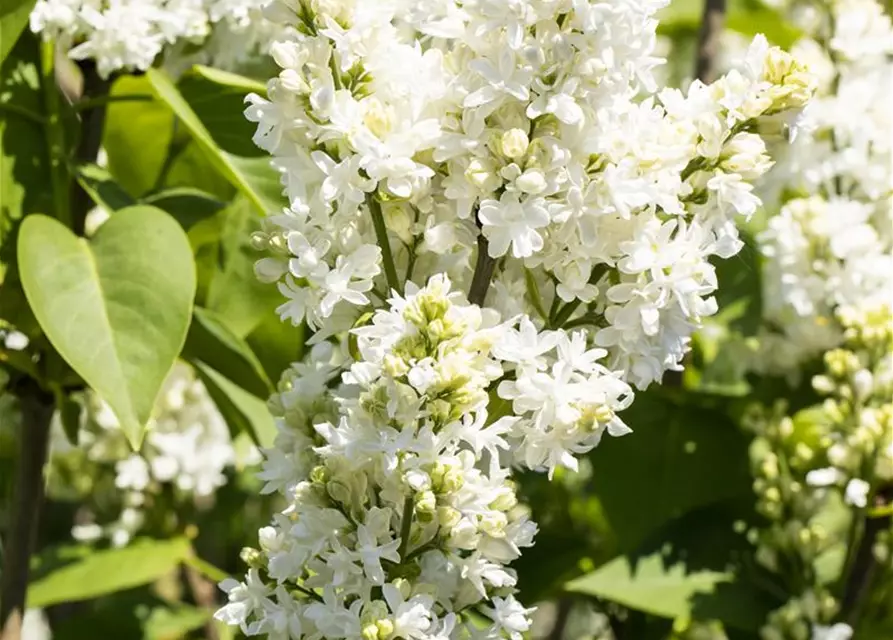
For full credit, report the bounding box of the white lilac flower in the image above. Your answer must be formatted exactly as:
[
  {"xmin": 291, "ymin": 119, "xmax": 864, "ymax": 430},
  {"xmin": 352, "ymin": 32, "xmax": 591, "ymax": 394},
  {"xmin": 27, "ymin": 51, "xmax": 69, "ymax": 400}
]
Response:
[
  {"xmin": 812, "ymin": 623, "xmax": 854, "ymax": 640},
  {"xmin": 755, "ymin": 0, "xmax": 893, "ymax": 375},
  {"xmin": 221, "ymin": 0, "xmax": 814, "ymax": 637},
  {"xmin": 48, "ymin": 361, "xmax": 246, "ymax": 546},
  {"xmin": 28, "ymin": 0, "xmax": 287, "ymax": 76},
  {"xmin": 217, "ymin": 275, "xmax": 634, "ymax": 637},
  {"xmin": 248, "ymin": 0, "xmax": 813, "ymax": 390}
]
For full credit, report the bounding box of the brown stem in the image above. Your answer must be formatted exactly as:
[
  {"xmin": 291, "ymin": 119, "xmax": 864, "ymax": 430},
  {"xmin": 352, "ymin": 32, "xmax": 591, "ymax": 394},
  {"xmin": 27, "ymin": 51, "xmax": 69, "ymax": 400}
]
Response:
[
  {"xmin": 547, "ymin": 598, "xmax": 573, "ymax": 640},
  {"xmin": 70, "ymin": 61, "xmax": 110, "ymax": 237},
  {"xmin": 468, "ymin": 206, "xmax": 496, "ymax": 307},
  {"xmin": 841, "ymin": 483, "xmax": 893, "ymax": 626},
  {"xmin": 468, "ymin": 234, "xmax": 496, "ymax": 307},
  {"xmin": 184, "ymin": 564, "xmax": 220, "ymax": 640},
  {"xmin": 694, "ymin": 0, "xmax": 728, "ymax": 83},
  {"xmin": 0, "ymin": 382, "xmax": 55, "ymax": 639}
]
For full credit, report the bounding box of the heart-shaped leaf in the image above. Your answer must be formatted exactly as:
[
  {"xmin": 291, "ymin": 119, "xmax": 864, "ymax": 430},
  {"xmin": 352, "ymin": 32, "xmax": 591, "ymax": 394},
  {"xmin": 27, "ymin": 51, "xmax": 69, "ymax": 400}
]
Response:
[{"xmin": 18, "ymin": 206, "xmax": 196, "ymax": 446}]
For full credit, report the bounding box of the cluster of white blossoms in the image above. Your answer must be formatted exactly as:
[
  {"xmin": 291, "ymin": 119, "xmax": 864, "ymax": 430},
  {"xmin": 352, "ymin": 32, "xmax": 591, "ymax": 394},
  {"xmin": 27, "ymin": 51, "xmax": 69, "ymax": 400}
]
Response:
[
  {"xmin": 755, "ymin": 0, "xmax": 893, "ymax": 375},
  {"xmin": 217, "ymin": 276, "xmax": 632, "ymax": 637},
  {"xmin": 248, "ymin": 0, "xmax": 813, "ymax": 390},
  {"xmin": 28, "ymin": 0, "xmax": 285, "ymax": 77},
  {"xmin": 49, "ymin": 362, "xmax": 249, "ymax": 547},
  {"xmin": 218, "ymin": 0, "xmax": 815, "ymax": 637}
]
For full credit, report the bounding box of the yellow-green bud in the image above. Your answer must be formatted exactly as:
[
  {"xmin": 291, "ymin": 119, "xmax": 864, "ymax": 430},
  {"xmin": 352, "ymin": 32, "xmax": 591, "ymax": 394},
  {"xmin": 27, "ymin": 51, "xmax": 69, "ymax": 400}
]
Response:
[
  {"xmin": 240, "ymin": 547, "xmax": 265, "ymax": 569},
  {"xmin": 500, "ymin": 128, "xmax": 529, "ymax": 159},
  {"xmin": 376, "ymin": 619, "xmax": 395, "ymax": 638},
  {"xmin": 415, "ymin": 490, "xmax": 437, "ymax": 515}
]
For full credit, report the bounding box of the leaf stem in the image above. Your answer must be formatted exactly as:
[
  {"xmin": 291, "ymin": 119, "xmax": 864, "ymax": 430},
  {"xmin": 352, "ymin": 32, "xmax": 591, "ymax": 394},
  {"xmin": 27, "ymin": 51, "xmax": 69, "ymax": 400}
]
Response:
[
  {"xmin": 72, "ymin": 93, "xmax": 153, "ymax": 112},
  {"xmin": 841, "ymin": 484, "xmax": 893, "ymax": 626},
  {"xmin": 39, "ymin": 40, "xmax": 71, "ymax": 230},
  {"xmin": 397, "ymin": 496, "xmax": 414, "ymax": 560},
  {"xmin": 368, "ymin": 196, "xmax": 402, "ymax": 296},
  {"xmin": 524, "ymin": 268, "xmax": 549, "ymax": 322},
  {"xmin": 549, "ymin": 265, "xmax": 608, "ymax": 329},
  {"xmin": 0, "ymin": 102, "xmax": 45, "ymax": 126},
  {"xmin": 293, "ymin": 583, "xmax": 324, "ymax": 603},
  {"xmin": 0, "ymin": 380, "xmax": 55, "ymax": 636}
]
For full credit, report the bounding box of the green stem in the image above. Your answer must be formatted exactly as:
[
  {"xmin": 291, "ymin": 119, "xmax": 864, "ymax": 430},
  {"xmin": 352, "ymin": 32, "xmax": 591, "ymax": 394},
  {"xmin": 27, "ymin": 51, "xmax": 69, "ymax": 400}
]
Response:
[
  {"xmin": 841, "ymin": 484, "xmax": 893, "ymax": 625},
  {"xmin": 72, "ymin": 93, "xmax": 153, "ymax": 112},
  {"xmin": 151, "ymin": 118, "xmax": 187, "ymax": 193},
  {"xmin": 368, "ymin": 196, "xmax": 402, "ymax": 296},
  {"xmin": 562, "ymin": 314, "xmax": 602, "ymax": 330},
  {"xmin": 524, "ymin": 268, "xmax": 549, "ymax": 322},
  {"xmin": 551, "ymin": 298, "xmax": 583, "ymax": 329},
  {"xmin": 550, "ymin": 264, "xmax": 608, "ymax": 329},
  {"xmin": 0, "ymin": 102, "xmax": 45, "ymax": 125},
  {"xmin": 293, "ymin": 583, "xmax": 324, "ymax": 603},
  {"xmin": 397, "ymin": 496, "xmax": 414, "ymax": 560},
  {"xmin": 39, "ymin": 40, "xmax": 71, "ymax": 229}
]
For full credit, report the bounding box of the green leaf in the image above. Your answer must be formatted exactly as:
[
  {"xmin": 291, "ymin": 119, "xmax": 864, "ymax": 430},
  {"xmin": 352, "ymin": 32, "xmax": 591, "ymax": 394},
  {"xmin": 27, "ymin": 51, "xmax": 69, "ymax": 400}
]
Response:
[
  {"xmin": 75, "ymin": 164, "xmax": 136, "ymax": 213},
  {"xmin": 177, "ymin": 66, "xmax": 267, "ymax": 158},
  {"xmin": 182, "ymin": 553, "xmax": 229, "ymax": 584},
  {"xmin": 140, "ymin": 187, "xmax": 225, "ymax": 231},
  {"xmin": 194, "ymin": 361, "xmax": 276, "ymax": 447},
  {"xmin": 246, "ymin": 313, "xmax": 304, "ymax": 384},
  {"xmin": 859, "ymin": 621, "xmax": 893, "ymax": 640},
  {"xmin": 0, "ymin": 0, "xmax": 36, "ymax": 64},
  {"xmin": 566, "ymin": 552, "xmax": 730, "ymax": 620},
  {"xmin": 142, "ymin": 606, "xmax": 210, "ymax": 640},
  {"xmin": 587, "ymin": 390, "xmax": 752, "ymax": 553},
  {"xmin": 182, "ymin": 306, "xmax": 273, "ymax": 399},
  {"xmin": 27, "ymin": 538, "xmax": 191, "ymax": 607},
  {"xmin": 17, "ymin": 207, "xmax": 196, "ymax": 446},
  {"xmin": 202, "ymin": 197, "xmax": 282, "ymax": 337},
  {"xmin": 102, "ymin": 75, "xmax": 174, "ymax": 198},
  {"xmin": 564, "ymin": 506, "xmax": 778, "ymax": 629},
  {"xmin": 162, "ymin": 141, "xmax": 235, "ymax": 202},
  {"xmin": 146, "ymin": 67, "xmax": 284, "ymax": 215},
  {"xmin": 191, "ymin": 64, "xmax": 268, "ymax": 97}
]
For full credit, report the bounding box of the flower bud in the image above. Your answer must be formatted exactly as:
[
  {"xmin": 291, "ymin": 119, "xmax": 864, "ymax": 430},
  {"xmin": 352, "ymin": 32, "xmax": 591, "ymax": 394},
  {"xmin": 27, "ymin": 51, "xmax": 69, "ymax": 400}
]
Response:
[
  {"xmin": 240, "ymin": 547, "xmax": 265, "ymax": 569},
  {"xmin": 376, "ymin": 619, "xmax": 395, "ymax": 638},
  {"xmin": 415, "ymin": 490, "xmax": 437, "ymax": 515},
  {"xmin": 250, "ymin": 231, "xmax": 270, "ymax": 251},
  {"xmin": 254, "ymin": 257, "xmax": 287, "ymax": 283},
  {"xmin": 465, "ymin": 158, "xmax": 500, "ymax": 191},
  {"xmin": 489, "ymin": 490, "xmax": 517, "ymax": 512},
  {"xmin": 516, "ymin": 168, "xmax": 547, "ymax": 194},
  {"xmin": 393, "ymin": 578, "xmax": 411, "ymax": 600},
  {"xmin": 441, "ymin": 468, "xmax": 464, "ymax": 494},
  {"xmin": 327, "ymin": 479, "xmax": 351, "ymax": 504},
  {"xmin": 437, "ymin": 506, "xmax": 461, "ymax": 529},
  {"xmin": 500, "ymin": 128, "xmax": 529, "ymax": 159}
]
